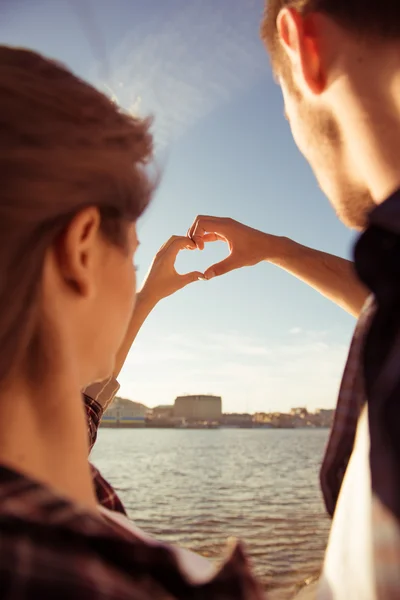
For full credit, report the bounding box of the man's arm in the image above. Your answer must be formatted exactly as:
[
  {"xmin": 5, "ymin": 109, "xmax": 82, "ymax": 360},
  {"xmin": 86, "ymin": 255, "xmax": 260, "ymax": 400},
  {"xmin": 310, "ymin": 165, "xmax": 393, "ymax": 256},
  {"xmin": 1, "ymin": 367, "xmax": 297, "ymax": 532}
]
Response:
[
  {"xmin": 270, "ymin": 237, "xmax": 368, "ymax": 317},
  {"xmin": 188, "ymin": 216, "xmax": 368, "ymax": 318}
]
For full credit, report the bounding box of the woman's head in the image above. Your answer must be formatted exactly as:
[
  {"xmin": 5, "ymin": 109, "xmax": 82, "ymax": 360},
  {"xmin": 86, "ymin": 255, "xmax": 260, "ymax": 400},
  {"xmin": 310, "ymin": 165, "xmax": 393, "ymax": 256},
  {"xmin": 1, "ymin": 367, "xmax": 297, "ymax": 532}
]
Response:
[{"xmin": 0, "ymin": 46, "xmax": 155, "ymax": 388}]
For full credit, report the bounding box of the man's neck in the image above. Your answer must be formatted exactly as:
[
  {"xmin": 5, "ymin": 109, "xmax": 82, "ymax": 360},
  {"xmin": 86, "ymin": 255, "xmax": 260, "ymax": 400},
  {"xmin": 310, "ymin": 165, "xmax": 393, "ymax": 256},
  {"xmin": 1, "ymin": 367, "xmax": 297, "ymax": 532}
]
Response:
[{"xmin": 335, "ymin": 43, "xmax": 400, "ymax": 203}]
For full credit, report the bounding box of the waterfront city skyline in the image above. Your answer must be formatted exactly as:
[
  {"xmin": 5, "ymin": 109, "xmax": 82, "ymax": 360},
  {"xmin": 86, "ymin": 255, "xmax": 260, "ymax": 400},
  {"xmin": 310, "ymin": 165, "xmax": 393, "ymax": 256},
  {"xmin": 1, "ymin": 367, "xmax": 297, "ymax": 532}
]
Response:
[
  {"xmin": 2, "ymin": 0, "xmax": 357, "ymax": 413},
  {"xmin": 102, "ymin": 395, "xmax": 335, "ymax": 430}
]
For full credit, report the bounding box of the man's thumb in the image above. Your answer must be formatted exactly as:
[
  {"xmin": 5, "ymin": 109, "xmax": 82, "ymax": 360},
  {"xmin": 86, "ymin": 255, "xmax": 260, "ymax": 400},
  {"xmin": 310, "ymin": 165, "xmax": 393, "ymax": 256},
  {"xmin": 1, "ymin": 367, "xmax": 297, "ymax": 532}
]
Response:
[
  {"xmin": 182, "ymin": 271, "xmax": 206, "ymax": 285},
  {"xmin": 204, "ymin": 257, "xmax": 237, "ymax": 280}
]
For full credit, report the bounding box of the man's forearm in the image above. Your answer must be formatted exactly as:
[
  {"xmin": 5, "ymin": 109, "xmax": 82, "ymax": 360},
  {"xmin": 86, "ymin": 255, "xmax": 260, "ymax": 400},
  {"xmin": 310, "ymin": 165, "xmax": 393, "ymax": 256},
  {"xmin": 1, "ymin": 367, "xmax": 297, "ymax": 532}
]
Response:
[{"xmin": 267, "ymin": 236, "xmax": 368, "ymax": 317}]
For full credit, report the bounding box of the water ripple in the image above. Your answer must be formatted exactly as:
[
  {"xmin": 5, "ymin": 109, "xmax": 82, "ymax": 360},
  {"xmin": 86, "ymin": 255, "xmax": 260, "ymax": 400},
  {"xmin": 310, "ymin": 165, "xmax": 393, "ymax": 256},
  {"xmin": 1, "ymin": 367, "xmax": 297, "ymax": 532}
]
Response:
[{"xmin": 91, "ymin": 428, "xmax": 330, "ymax": 598}]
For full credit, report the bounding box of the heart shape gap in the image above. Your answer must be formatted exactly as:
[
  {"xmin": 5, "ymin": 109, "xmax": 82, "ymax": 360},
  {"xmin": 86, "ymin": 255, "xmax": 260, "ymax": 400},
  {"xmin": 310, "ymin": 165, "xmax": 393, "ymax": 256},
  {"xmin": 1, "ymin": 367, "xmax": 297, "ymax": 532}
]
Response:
[{"xmin": 174, "ymin": 240, "xmax": 229, "ymax": 276}]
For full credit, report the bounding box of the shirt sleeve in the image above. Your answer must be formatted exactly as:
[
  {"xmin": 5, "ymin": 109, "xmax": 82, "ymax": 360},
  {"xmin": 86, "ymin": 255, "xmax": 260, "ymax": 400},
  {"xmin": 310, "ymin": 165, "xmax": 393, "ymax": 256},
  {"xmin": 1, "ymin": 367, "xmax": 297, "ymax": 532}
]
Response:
[
  {"xmin": 83, "ymin": 379, "xmax": 127, "ymax": 514},
  {"xmin": 83, "ymin": 377, "xmax": 120, "ymax": 452}
]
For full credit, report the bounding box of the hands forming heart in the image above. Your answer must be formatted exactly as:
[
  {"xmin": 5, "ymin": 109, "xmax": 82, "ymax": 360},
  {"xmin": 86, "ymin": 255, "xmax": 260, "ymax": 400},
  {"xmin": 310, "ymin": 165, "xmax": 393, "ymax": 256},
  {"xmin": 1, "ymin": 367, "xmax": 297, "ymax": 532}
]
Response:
[
  {"xmin": 140, "ymin": 216, "xmax": 275, "ymax": 304},
  {"xmin": 139, "ymin": 236, "xmax": 205, "ymax": 303},
  {"xmin": 187, "ymin": 215, "xmax": 272, "ymax": 280}
]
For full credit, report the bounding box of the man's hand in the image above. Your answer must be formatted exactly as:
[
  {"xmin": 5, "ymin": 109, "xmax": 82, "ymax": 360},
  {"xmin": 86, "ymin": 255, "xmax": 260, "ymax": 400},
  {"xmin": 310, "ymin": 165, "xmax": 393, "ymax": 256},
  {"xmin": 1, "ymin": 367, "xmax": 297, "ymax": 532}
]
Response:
[
  {"xmin": 188, "ymin": 215, "xmax": 281, "ymax": 279},
  {"xmin": 140, "ymin": 235, "xmax": 204, "ymax": 304}
]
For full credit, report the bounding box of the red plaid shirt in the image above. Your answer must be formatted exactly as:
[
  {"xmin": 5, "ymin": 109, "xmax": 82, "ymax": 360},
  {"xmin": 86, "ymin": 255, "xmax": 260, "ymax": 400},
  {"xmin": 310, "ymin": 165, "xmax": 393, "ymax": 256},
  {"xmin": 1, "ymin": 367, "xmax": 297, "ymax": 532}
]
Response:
[
  {"xmin": 0, "ymin": 463, "xmax": 263, "ymax": 600},
  {"xmin": 0, "ymin": 381, "xmax": 265, "ymax": 599},
  {"xmin": 84, "ymin": 393, "xmax": 127, "ymax": 516}
]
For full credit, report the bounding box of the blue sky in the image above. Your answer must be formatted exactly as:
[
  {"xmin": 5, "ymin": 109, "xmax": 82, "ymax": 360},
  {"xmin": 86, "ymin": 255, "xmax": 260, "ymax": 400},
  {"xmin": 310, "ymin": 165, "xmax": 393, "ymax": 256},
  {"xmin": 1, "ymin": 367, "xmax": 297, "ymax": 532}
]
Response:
[{"xmin": 2, "ymin": 0, "xmax": 358, "ymax": 413}]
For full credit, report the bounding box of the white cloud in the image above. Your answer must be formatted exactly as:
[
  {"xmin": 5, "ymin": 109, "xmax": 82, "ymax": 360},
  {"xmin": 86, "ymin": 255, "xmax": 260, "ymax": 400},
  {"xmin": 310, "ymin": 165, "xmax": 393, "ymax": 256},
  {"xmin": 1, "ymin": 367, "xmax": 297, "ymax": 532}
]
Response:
[
  {"xmin": 118, "ymin": 328, "xmax": 350, "ymax": 414},
  {"xmin": 91, "ymin": 0, "xmax": 267, "ymax": 148},
  {"xmin": 289, "ymin": 327, "xmax": 302, "ymax": 335}
]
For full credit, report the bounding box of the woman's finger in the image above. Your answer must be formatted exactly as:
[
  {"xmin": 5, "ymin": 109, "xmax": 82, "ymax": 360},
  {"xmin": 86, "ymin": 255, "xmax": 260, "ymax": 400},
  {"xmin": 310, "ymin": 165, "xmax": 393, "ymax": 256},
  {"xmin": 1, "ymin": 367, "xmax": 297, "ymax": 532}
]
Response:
[{"xmin": 158, "ymin": 235, "xmax": 196, "ymax": 257}]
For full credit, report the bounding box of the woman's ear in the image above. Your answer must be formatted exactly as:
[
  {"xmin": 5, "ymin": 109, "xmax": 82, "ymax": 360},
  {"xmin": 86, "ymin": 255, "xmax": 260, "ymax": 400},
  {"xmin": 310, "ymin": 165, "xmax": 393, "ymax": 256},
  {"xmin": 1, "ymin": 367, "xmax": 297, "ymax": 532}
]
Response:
[{"xmin": 56, "ymin": 207, "xmax": 102, "ymax": 297}]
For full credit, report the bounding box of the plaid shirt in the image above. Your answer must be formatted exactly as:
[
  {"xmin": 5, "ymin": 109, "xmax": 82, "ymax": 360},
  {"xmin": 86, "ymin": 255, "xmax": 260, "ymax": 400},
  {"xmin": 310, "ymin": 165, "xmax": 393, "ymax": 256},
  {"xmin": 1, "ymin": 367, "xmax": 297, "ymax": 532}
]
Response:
[
  {"xmin": 320, "ymin": 190, "xmax": 400, "ymax": 597},
  {"xmin": 84, "ymin": 390, "xmax": 127, "ymax": 516},
  {"xmin": 0, "ymin": 380, "xmax": 264, "ymax": 599},
  {"xmin": 0, "ymin": 464, "xmax": 264, "ymax": 600}
]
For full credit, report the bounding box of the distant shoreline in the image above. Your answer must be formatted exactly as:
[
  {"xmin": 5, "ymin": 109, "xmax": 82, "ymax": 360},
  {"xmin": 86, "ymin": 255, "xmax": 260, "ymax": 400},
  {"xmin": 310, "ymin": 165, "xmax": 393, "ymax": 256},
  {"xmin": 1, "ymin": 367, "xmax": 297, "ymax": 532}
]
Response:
[{"xmin": 99, "ymin": 423, "xmax": 331, "ymax": 430}]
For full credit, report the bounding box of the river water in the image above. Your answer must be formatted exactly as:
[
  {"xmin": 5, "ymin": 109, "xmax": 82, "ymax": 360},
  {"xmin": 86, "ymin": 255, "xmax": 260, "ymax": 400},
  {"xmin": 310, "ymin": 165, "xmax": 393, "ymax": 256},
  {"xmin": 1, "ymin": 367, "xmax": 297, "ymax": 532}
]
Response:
[{"xmin": 91, "ymin": 428, "xmax": 331, "ymax": 598}]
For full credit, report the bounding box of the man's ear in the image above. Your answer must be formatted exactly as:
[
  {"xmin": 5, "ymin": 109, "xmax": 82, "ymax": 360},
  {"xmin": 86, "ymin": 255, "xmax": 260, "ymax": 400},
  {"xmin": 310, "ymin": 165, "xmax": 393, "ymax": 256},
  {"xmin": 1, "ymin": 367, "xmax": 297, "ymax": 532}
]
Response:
[
  {"xmin": 56, "ymin": 207, "xmax": 102, "ymax": 297},
  {"xmin": 277, "ymin": 7, "xmax": 326, "ymax": 94}
]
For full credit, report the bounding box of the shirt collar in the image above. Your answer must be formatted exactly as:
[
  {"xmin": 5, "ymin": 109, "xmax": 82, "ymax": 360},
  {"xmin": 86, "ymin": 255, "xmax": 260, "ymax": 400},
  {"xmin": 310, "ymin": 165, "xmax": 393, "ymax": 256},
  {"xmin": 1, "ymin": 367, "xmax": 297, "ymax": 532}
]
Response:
[{"xmin": 368, "ymin": 189, "xmax": 400, "ymax": 235}]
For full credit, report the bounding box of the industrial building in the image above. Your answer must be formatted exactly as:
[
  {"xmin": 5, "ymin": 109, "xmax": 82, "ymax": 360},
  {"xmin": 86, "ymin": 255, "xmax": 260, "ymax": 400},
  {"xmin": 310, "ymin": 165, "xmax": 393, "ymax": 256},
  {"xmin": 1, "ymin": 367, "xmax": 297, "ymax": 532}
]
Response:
[
  {"xmin": 221, "ymin": 413, "xmax": 253, "ymax": 428},
  {"xmin": 101, "ymin": 397, "xmax": 148, "ymax": 428},
  {"xmin": 152, "ymin": 405, "xmax": 174, "ymax": 419},
  {"xmin": 173, "ymin": 394, "xmax": 222, "ymax": 422}
]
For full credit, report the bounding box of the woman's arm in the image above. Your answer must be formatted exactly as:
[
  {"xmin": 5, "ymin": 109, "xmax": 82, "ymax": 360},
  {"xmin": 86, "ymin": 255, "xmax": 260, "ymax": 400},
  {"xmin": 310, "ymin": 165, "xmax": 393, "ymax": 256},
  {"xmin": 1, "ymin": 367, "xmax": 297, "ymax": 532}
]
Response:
[
  {"xmin": 113, "ymin": 235, "xmax": 203, "ymax": 377},
  {"xmin": 83, "ymin": 235, "xmax": 203, "ymax": 446}
]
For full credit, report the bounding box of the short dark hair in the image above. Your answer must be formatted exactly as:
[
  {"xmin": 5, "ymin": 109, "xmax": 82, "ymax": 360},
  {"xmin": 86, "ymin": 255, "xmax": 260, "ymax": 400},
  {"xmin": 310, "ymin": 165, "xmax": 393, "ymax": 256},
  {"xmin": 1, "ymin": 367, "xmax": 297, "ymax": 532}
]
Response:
[{"xmin": 261, "ymin": 0, "xmax": 400, "ymax": 72}]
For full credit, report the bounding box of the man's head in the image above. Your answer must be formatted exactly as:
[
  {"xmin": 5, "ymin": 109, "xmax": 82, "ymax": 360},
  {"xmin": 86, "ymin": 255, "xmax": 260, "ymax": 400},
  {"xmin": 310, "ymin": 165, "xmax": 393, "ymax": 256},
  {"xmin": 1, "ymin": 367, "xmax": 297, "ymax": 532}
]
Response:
[{"xmin": 261, "ymin": 1, "xmax": 400, "ymax": 229}]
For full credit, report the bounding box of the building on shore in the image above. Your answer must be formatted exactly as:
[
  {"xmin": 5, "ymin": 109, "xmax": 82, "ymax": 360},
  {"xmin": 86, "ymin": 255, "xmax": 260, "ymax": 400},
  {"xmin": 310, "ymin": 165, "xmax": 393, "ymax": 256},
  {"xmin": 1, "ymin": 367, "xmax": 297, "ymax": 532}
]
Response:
[
  {"xmin": 101, "ymin": 396, "xmax": 334, "ymax": 430},
  {"xmin": 221, "ymin": 413, "xmax": 253, "ymax": 428},
  {"xmin": 254, "ymin": 407, "xmax": 335, "ymax": 429},
  {"xmin": 152, "ymin": 405, "xmax": 174, "ymax": 419},
  {"xmin": 271, "ymin": 412, "xmax": 296, "ymax": 428},
  {"xmin": 147, "ymin": 404, "xmax": 178, "ymax": 428},
  {"xmin": 290, "ymin": 407, "xmax": 311, "ymax": 428},
  {"xmin": 146, "ymin": 397, "xmax": 222, "ymax": 428},
  {"xmin": 313, "ymin": 409, "xmax": 335, "ymax": 428},
  {"xmin": 101, "ymin": 397, "xmax": 148, "ymax": 428},
  {"xmin": 291, "ymin": 407, "xmax": 308, "ymax": 418},
  {"xmin": 174, "ymin": 394, "xmax": 222, "ymax": 423}
]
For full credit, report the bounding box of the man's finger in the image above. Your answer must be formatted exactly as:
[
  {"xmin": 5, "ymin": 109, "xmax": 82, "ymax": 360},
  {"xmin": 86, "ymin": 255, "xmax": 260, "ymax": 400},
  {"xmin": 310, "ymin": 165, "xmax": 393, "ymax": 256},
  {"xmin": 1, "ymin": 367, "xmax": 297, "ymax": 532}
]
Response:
[
  {"xmin": 188, "ymin": 216, "xmax": 230, "ymax": 242},
  {"xmin": 202, "ymin": 233, "xmax": 226, "ymax": 243},
  {"xmin": 179, "ymin": 270, "xmax": 206, "ymax": 286},
  {"xmin": 191, "ymin": 232, "xmax": 225, "ymax": 250},
  {"xmin": 203, "ymin": 256, "xmax": 238, "ymax": 280},
  {"xmin": 191, "ymin": 235, "xmax": 205, "ymax": 250}
]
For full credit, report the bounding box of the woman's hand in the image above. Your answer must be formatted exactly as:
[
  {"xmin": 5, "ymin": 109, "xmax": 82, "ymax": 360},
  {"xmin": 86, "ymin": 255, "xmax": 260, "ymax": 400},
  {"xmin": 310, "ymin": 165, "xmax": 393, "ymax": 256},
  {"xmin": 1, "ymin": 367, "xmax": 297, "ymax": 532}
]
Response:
[
  {"xmin": 139, "ymin": 235, "xmax": 204, "ymax": 304},
  {"xmin": 113, "ymin": 236, "xmax": 203, "ymax": 377}
]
